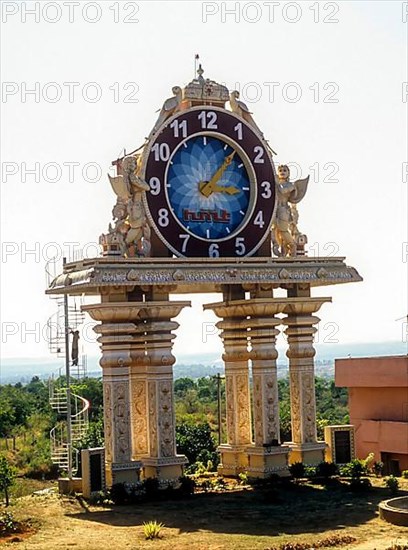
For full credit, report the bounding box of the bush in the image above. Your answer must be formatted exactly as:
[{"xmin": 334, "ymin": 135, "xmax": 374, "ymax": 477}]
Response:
[
  {"xmin": 402, "ymin": 470, "xmax": 408, "ymax": 479},
  {"xmin": 109, "ymin": 483, "xmax": 129, "ymax": 505},
  {"xmin": 349, "ymin": 477, "xmax": 372, "ymax": 492},
  {"xmin": 178, "ymin": 475, "xmax": 196, "ymax": 497},
  {"xmin": 340, "ymin": 459, "xmax": 367, "ymax": 479},
  {"xmin": 176, "ymin": 422, "xmax": 218, "ymax": 467},
  {"xmin": 143, "ymin": 477, "xmax": 160, "ymax": 501},
  {"xmin": 316, "ymin": 461, "xmax": 339, "ymax": 479},
  {"xmin": 373, "ymin": 461, "xmax": 384, "ymax": 477},
  {"xmin": 143, "ymin": 520, "xmax": 164, "ymax": 540},
  {"xmin": 289, "ymin": 462, "xmax": 305, "ymax": 480},
  {"xmin": 385, "ymin": 475, "xmax": 399, "ymax": 495},
  {"xmin": 0, "ymin": 455, "xmax": 16, "ymax": 507},
  {"xmin": 0, "ymin": 511, "xmax": 18, "ymax": 534}
]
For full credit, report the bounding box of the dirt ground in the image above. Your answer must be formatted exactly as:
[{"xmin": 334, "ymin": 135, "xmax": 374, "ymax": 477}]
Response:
[{"xmin": 2, "ymin": 480, "xmax": 408, "ymax": 550}]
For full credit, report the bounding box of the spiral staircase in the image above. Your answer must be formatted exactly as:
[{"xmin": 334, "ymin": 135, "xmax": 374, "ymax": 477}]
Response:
[{"xmin": 46, "ymin": 258, "xmax": 90, "ymax": 474}]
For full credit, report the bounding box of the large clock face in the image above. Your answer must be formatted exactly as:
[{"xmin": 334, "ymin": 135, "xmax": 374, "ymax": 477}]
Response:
[{"xmin": 143, "ymin": 106, "xmax": 276, "ymax": 258}]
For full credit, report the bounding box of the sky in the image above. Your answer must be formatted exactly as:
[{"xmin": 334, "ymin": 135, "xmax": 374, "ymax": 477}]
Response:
[{"xmin": 1, "ymin": 0, "xmax": 407, "ymax": 362}]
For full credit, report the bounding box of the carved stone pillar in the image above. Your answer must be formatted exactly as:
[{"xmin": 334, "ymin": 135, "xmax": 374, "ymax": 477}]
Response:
[
  {"xmin": 137, "ymin": 302, "xmax": 190, "ymax": 480},
  {"xmin": 283, "ymin": 297, "xmax": 331, "ymax": 465},
  {"xmin": 83, "ymin": 303, "xmax": 144, "ymax": 486},
  {"xmin": 204, "ymin": 299, "xmax": 251, "ymax": 476},
  {"xmin": 245, "ymin": 299, "xmax": 290, "ymax": 477},
  {"xmin": 83, "ymin": 300, "xmax": 190, "ymax": 484}
]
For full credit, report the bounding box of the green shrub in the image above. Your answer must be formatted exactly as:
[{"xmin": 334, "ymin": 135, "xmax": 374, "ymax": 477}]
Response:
[
  {"xmin": 109, "ymin": 483, "xmax": 128, "ymax": 505},
  {"xmin": 178, "ymin": 475, "xmax": 195, "ymax": 497},
  {"xmin": 402, "ymin": 470, "xmax": 408, "ymax": 479},
  {"xmin": 385, "ymin": 475, "xmax": 399, "ymax": 495},
  {"xmin": 143, "ymin": 477, "xmax": 160, "ymax": 500},
  {"xmin": 289, "ymin": 462, "xmax": 305, "ymax": 480},
  {"xmin": 0, "ymin": 511, "xmax": 17, "ymax": 534},
  {"xmin": 316, "ymin": 461, "xmax": 339, "ymax": 479},
  {"xmin": 341, "ymin": 459, "xmax": 367, "ymax": 479},
  {"xmin": 305, "ymin": 465, "xmax": 317, "ymax": 478},
  {"xmin": 373, "ymin": 461, "xmax": 384, "ymax": 477},
  {"xmin": 238, "ymin": 472, "xmax": 248, "ymax": 485},
  {"xmin": 349, "ymin": 477, "xmax": 372, "ymax": 492},
  {"xmin": 0, "ymin": 455, "xmax": 16, "ymax": 506},
  {"xmin": 143, "ymin": 520, "xmax": 164, "ymax": 540}
]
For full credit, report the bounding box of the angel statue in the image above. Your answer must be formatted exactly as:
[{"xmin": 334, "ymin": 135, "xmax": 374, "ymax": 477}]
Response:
[
  {"xmin": 104, "ymin": 155, "xmax": 151, "ymax": 257},
  {"xmin": 271, "ymin": 164, "xmax": 309, "ymax": 257}
]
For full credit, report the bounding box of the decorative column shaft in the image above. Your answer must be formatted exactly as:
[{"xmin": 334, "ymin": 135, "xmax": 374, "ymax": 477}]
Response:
[
  {"xmin": 282, "ymin": 297, "xmax": 331, "ymax": 465},
  {"xmin": 285, "ymin": 315, "xmax": 320, "ymax": 445},
  {"xmin": 132, "ymin": 302, "xmax": 190, "ymax": 479},
  {"xmin": 83, "ymin": 303, "xmax": 145, "ymax": 486},
  {"xmin": 218, "ymin": 318, "xmax": 252, "ymax": 448},
  {"xmin": 250, "ymin": 317, "xmax": 281, "ymax": 447},
  {"xmin": 83, "ymin": 300, "xmax": 190, "ymax": 484},
  {"xmin": 245, "ymin": 299, "xmax": 290, "ymax": 478},
  {"xmin": 204, "ymin": 299, "xmax": 251, "ymax": 476}
]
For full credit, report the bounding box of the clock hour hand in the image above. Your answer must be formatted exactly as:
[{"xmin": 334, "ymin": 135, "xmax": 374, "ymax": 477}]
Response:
[
  {"xmin": 212, "ymin": 184, "xmax": 240, "ymax": 195},
  {"xmin": 199, "ymin": 151, "xmax": 236, "ymax": 198}
]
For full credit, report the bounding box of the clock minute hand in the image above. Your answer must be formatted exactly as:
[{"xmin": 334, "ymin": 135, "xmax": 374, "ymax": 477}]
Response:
[{"xmin": 200, "ymin": 151, "xmax": 236, "ymax": 198}]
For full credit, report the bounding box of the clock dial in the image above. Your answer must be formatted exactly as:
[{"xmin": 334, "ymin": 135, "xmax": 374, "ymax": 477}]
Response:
[
  {"xmin": 166, "ymin": 135, "xmax": 252, "ymax": 241},
  {"xmin": 143, "ymin": 106, "xmax": 276, "ymax": 258}
]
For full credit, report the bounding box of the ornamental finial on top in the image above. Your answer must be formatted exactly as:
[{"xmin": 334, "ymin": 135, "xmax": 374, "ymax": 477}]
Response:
[{"xmin": 197, "ymin": 63, "xmax": 204, "ymax": 82}]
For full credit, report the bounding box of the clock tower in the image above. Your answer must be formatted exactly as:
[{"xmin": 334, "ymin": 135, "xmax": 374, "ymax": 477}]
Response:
[{"xmin": 47, "ymin": 66, "xmax": 362, "ymax": 485}]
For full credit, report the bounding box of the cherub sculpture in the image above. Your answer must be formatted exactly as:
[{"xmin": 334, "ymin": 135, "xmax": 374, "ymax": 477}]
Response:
[
  {"xmin": 271, "ymin": 165, "xmax": 309, "ymax": 257},
  {"xmin": 103, "ymin": 155, "xmax": 151, "ymax": 257}
]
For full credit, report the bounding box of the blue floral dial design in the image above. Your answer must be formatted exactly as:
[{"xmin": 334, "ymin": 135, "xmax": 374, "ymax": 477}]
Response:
[
  {"xmin": 166, "ymin": 136, "xmax": 251, "ymax": 240},
  {"xmin": 143, "ymin": 106, "xmax": 276, "ymax": 258}
]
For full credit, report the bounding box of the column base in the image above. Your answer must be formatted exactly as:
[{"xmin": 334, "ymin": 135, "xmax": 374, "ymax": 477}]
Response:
[
  {"xmin": 142, "ymin": 455, "xmax": 188, "ymax": 481},
  {"xmin": 217, "ymin": 444, "xmax": 248, "ymax": 477},
  {"xmin": 246, "ymin": 445, "xmax": 290, "ymax": 478},
  {"xmin": 286, "ymin": 442, "xmax": 327, "ymax": 465},
  {"xmin": 108, "ymin": 460, "xmax": 142, "ymax": 486}
]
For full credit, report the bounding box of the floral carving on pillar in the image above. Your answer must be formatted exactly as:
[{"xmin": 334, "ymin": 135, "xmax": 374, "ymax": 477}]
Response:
[
  {"xmin": 225, "ymin": 375, "xmax": 235, "ymax": 445},
  {"xmin": 103, "ymin": 382, "xmax": 113, "ymax": 463},
  {"xmin": 131, "ymin": 380, "xmax": 148, "ymax": 457},
  {"xmin": 159, "ymin": 380, "xmax": 175, "ymax": 457},
  {"xmin": 264, "ymin": 373, "xmax": 279, "ymax": 443},
  {"xmin": 253, "ymin": 374, "xmax": 264, "ymax": 445},
  {"xmin": 113, "ymin": 382, "xmax": 131, "ymax": 461},
  {"xmin": 236, "ymin": 373, "xmax": 251, "ymax": 445},
  {"xmin": 290, "ymin": 371, "xmax": 301, "ymax": 444},
  {"xmin": 148, "ymin": 380, "xmax": 158, "ymax": 457},
  {"xmin": 303, "ymin": 372, "xmax": 317, "ymax": 443}
]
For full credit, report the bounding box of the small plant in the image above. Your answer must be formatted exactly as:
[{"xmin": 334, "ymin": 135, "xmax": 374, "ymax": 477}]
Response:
[
  {"xmin": 385, "ymin": 475, "xmax": 399, "ymax": 495},
  {"xmin": 304, "ymin": 465, "xmax": 317, "ymax": 478},
  {"xmin": 349, "ymin": 476, "xmax": 372, "ymax": 492},
  {"xmin": 238, "ymin": 472, "xmax": 248, "ymax": 485},
  {"xmin": 373, "ymin": 461, "xmax": 384, "ymax": 477},
  {"xmin": 340, "ymin": 458, "xmax": 367, "ymax": 479},
  {"xmin": 289, "ymin": 461, "xmax": 305, "ymax": 480},
  {"xmin": 402, "ymin": 470, "xmax": 408, "ymax": 479},
  {"xmin": 143, "ymin": 520, "xmax": 164, "ymax": 540},
  {"xmin": 316, "ymin": 461, "xmax": 339, "ymax": 480},
  {"xmin": 0, "ymin": 456, "xmax": 16, "ymax": 507},
  {"xmin": 178, "ymin": 475, "xmax": 196, "ymax": 497},
  {"xmin": 0, "ymin": 511, "xmax": 18, "ymax": 534},
  {"xmin": 109, "ymin": 483, "xmax": 129, "ymax": 505},
  {"xmin": 265, "ymin": 533, "xmax": 357, "ymax": 549},
  {"xmin": 143, "ymin": 477, "xmax": 160, "ymax": 501}
]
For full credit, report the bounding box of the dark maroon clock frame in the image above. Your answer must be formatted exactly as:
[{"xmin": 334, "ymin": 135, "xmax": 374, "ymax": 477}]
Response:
[{"xmin": 142, "ymin": 106, "xmax": 276, "ymax": 258}]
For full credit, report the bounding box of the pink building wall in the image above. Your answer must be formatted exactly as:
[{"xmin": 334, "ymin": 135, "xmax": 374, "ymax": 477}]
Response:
[{"xmin": 335, "ymin": 355, "xmax": 408, "ymax": 473}]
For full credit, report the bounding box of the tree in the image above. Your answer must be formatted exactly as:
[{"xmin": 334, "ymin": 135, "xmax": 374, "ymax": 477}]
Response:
[
  {"xmin": 0, "ymin": 456, "xmax": 16, "ymax": 507},
  {"xmin": 176, "ymin": 422, "xmax": 217, "ymax": 465}
]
